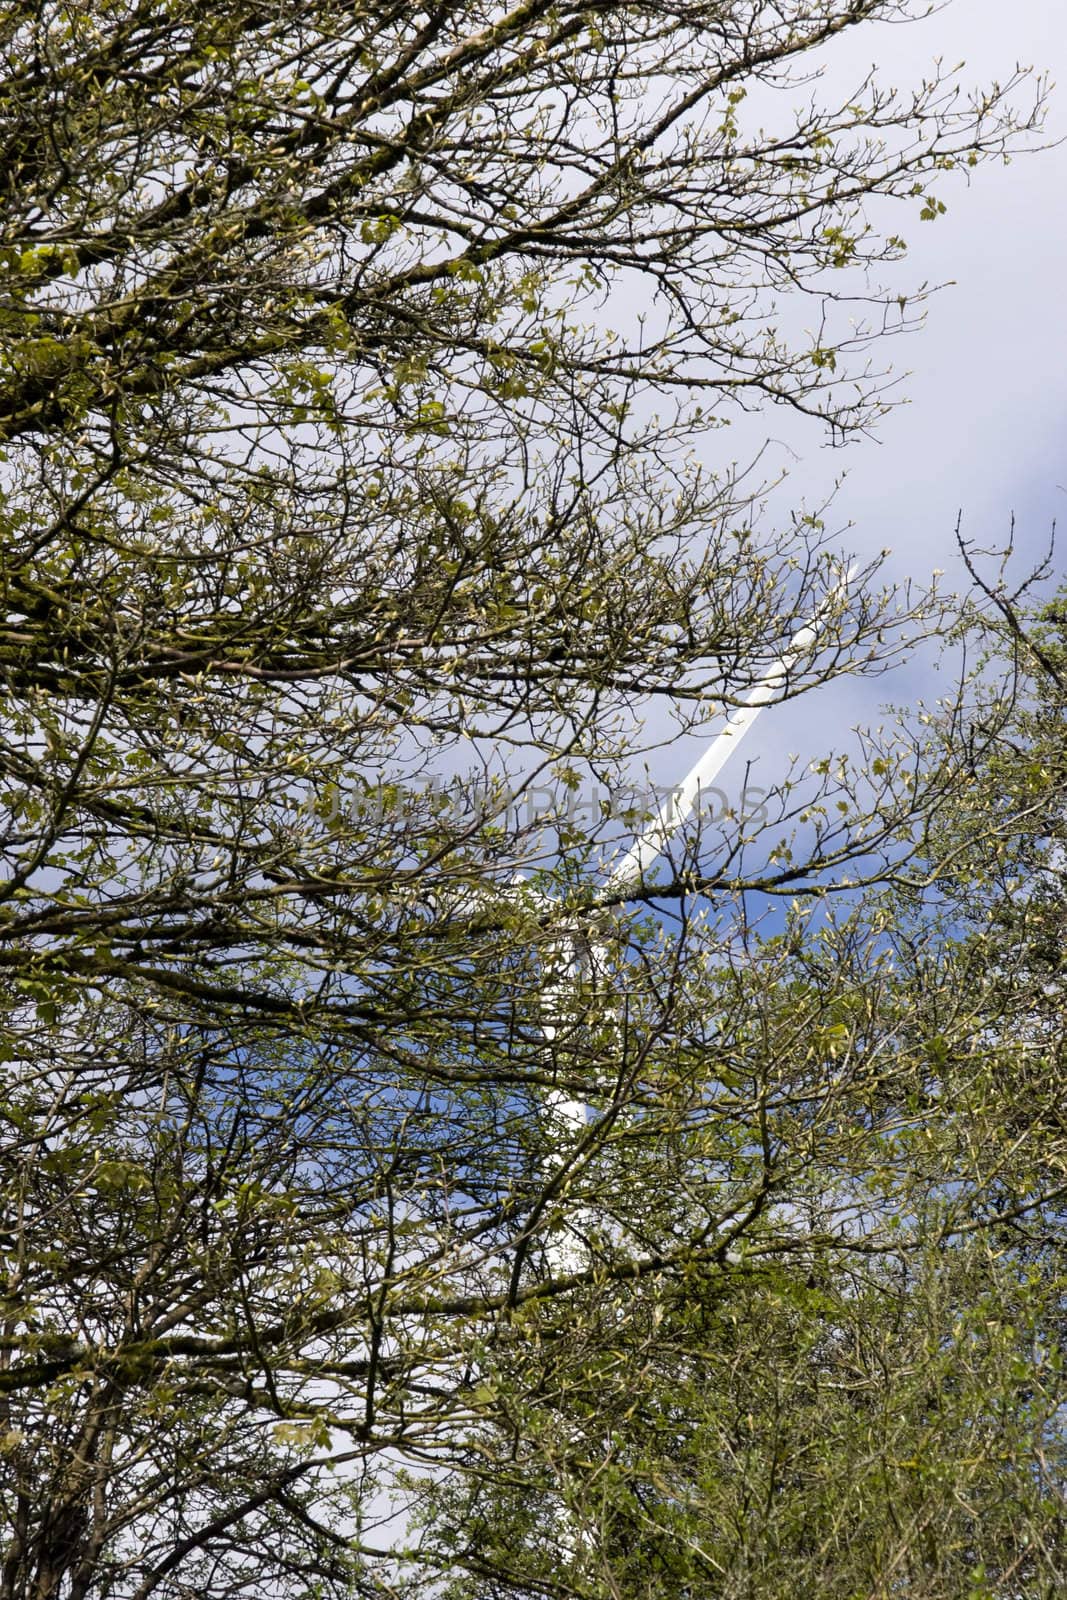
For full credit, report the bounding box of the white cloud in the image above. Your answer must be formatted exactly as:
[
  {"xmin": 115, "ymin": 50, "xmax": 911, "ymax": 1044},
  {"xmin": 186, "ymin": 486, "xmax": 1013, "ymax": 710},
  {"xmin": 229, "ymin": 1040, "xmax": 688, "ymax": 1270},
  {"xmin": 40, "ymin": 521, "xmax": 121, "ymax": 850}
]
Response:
[{"xmin": 659, "ymin": 0, "xmax": 1067, "ymax": 808}]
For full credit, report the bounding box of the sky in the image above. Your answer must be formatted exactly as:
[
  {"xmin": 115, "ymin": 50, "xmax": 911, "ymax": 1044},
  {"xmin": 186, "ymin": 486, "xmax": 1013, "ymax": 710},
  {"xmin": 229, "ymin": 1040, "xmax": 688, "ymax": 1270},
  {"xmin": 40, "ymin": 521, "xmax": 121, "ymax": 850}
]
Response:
[
  {"xmin": 815, "ymin": 0, "xmax": 1065, "ymax": 589},
  {"xmin": 632, "ymin": 0, "xmax": 1067, "ymax": 834},
  {"xmin": 387, "ymin": 0, "xmax": 1065, "ymax": 886}
]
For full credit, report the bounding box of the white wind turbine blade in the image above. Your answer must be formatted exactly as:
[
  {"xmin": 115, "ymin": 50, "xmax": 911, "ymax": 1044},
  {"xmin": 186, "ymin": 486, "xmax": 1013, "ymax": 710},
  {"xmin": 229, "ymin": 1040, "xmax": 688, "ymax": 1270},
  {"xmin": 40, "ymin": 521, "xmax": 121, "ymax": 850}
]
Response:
[
  {"xmin": 517, "ymin": 568, "xmax": 860, "ymax": 1567},
  {"xmin": 604, "ymin": 566, "xmax": 856, "ymax": 893},
  {"xmin": 527, "ymin": 567, "xmax": 856, "ymax": 1278}
]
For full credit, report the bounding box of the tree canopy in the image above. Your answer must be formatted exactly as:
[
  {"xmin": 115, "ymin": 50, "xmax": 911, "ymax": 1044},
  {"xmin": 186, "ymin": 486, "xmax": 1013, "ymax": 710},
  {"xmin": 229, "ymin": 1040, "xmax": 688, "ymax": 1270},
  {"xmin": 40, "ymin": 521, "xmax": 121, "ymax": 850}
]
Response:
[{"xmin": 0, "ymin": 3, "xmax": 1060, "ymax": 1598}]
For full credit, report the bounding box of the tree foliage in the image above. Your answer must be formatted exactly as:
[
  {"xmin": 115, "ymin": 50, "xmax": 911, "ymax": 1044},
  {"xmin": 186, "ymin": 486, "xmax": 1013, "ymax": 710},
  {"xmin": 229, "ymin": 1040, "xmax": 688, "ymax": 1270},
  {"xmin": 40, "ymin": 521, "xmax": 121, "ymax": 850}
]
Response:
[
  {"xmin": 420, "ymin": 885, "xmax": 1067, "ymax": 1599},
  {"xmin": 0, "ymin": 2, "xmax": 1057, "ymax": 1597}
]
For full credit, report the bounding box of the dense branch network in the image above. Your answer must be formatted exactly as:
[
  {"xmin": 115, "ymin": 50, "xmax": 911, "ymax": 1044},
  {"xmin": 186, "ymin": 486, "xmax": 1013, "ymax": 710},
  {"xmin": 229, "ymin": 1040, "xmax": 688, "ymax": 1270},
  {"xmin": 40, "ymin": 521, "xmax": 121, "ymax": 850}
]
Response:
[{"xmin": 0, "ymin": 5, "xmax": 1059, "ymax": 1599}]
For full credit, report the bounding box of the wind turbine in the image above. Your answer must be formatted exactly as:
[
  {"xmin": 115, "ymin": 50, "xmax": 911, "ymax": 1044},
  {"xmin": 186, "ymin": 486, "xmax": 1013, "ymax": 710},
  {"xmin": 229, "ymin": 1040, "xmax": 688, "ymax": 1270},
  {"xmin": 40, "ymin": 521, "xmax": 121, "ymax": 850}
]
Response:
[{"xmin": 534, "ymin": 566, "xmax": 857, "ymax": 1280}]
